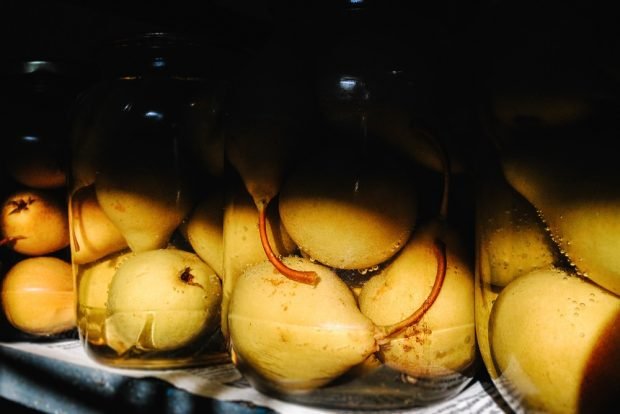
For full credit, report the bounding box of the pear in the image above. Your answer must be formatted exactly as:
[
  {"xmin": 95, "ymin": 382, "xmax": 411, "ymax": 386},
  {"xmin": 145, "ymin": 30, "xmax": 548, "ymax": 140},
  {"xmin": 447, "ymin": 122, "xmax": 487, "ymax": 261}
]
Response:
[
  {"xmin": 477, "ymin": 173, "xmax": 560, "ymax": 288},
  {"xmin": 278, "ymin": 156, "xmax": 417, "ymax": 270},
  {"xmin": 105, "ymin": 249, "xmax": 221, "ymax": 353},
  {"xmin": 358, "ymin": 220, "xmax": 475, "ymax": 378},
  {"xmin": 367, "ymin": 105, "xmax": 467, "ymax": 174},
  {"xmin": 1, "ymin": 189, "xmax": 69, "ymax": 256},
  {"xmin": 76, "ymin": 250, "xmax": 134, "ymax": 345},
  {"xmin": 70, "ymin": 185, "xmax": 128, "ymax": 264},
  {"xmin": 501, "ymin": 147, "xmax": 620, "ymax": 296},
  {"xmin": 1, "ymin": 257, "xmax": 75, "ymax": 336},
  {"xmin": 228, "ymin": 256, "xmax": 378, "ymax": 392},
  {"xmin": 226, "ymin": 120, "xmax": 290, "ymax": 211},
  {"xmin": 221, "ymin": 182, "xmax": 297, "ymax": 337},
  {"xmin": 181, "ymin": 190, "xmax": 224, "ymax": 278},
  {"xmin": 489, "ymin": 268, "xmax": 619, "ymax": 414},
  {"xmin": 95, "ymin": 165, "xmax": 193, "ymax": 252}
]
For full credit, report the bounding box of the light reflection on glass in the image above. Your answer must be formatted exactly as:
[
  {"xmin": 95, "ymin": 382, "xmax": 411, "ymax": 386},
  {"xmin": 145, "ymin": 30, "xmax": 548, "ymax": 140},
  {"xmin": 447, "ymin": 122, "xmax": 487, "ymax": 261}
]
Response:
[
  {"xmin": 22, "ymin": 135, "xmax": 40, "ymax": 143},
  {"xmin": 144, "ymin": 111, "xmax": 163, "ymax": 120},
  {"xmin": 153, "ymin": 57, "xmax": 166, "ymax": 68},
  {"xmin": 339, "ymin": 77, "xmax": 358, "ymax": 91}
]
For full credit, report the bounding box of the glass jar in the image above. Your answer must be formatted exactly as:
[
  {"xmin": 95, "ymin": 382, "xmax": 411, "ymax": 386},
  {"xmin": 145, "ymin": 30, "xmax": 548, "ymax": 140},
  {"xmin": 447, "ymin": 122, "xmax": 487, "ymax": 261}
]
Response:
[
  {"xmin": 69, "ymin": 33, "xmax": 227, "ymax": 368},
  {"xmin": 223, "ymin": 3, "xmax": 477, "ymax": 409},
  {"xmin": 475, "ymin": 18, "xmax": 620, "ymax": 414},
  {"xmin": 1, "ymin": 61, "xmax": 83, "ymax": 342}
]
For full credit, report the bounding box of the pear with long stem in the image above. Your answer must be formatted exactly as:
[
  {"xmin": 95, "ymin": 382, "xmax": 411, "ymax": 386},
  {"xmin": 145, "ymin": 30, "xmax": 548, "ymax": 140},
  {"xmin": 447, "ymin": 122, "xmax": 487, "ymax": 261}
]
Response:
[{"xmin": 358, "ymin": 133, "xmax": 475, "ymax": 378}]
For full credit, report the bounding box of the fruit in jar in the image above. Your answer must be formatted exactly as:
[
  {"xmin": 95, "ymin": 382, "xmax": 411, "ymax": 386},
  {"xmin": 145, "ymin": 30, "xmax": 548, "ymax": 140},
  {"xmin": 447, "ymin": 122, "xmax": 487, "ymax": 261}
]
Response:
[
  {"xmin": 1, "ymin": 189, "xmax": 69, "ymax": 255},
  {"xmin": 477, "ymin": 173, "xmax": 560, "ymax": 288},
  {"xmin": 95, "ymin": 166, "xmax": 193, "ymax": 253},
  {"xmin": 70, "ymin": 184, "xmax": 128, "ymax": 264},
  {"xmin": 501, "ymin": 149, "xmax": 620, "ymax": 296},
  {"xmin": 182, "ymin": 190, "xmax": 224, "ymax": 278},
  {"xmin": 221, "ymin": 182, "xmax": 297, "ymax": 336},
  {"xmin": 4, "ymin": 135, "xmax": 66, "ymax": 189},
  {"xmin": 1, "ymin": 257, "xmax": 75, "ymax": 335},
  {"xmin": 278, "ymin": 156, "xmax": 417, "ymax": 270},
  {"xmin": 367, "ymin": 105, "xmax": 467, "ymax": 174},
  {"xmin": 489, "ymin": 268, "xmax": 620, "ymax": 414},
  {"xmin": 358, "ymin": 220, "xmax": 475, "ymax": 377},
  {"xmin": 105, "ymin": 249, "xmax": 221, "ymax": 353},
  {"xmin": 76, "ymin": 250, "xmax": 133, "ymax": 344},
  {"xmin": 228, "ymin": 256, "xmax": 378, "ymax": 392}
]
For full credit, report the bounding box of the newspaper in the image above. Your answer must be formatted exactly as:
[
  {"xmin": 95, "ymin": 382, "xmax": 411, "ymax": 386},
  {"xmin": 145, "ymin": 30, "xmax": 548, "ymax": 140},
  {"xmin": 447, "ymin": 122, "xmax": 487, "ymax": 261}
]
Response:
[{"xmin": 0, "ymin": 340, "xmax": 513, "ymax": 414}]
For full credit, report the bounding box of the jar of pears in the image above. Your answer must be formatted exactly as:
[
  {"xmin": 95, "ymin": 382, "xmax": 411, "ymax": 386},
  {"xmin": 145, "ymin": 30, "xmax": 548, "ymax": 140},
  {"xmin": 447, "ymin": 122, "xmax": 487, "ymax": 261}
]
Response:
[
  {"xmin": 1, "ymin": 61, "xmax": 84, "ymax": 342},
  {"xmin": 475, "ymin": 26, "xmax": 620, "ymax": 414},
  {"xmin": 69, "ymin": 33, "xmax": 227, "ymax": 368},
  {"xmin": 223, "ymin": 2, "xmax": 477, "ymax": 409}
]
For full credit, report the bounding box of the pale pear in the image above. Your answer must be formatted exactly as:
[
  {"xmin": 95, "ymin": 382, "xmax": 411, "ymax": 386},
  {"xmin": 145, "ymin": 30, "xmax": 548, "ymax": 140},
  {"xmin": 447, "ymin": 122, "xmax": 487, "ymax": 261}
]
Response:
[
  {"xmin": 70, "ymin": 185, "xmax": 128, "ymax": 264},
  {"xmin": 95, "ymin": 166, "xmax": 193, "ymax": 252},
  {"xmin": 182, "ymin": 190, "xmax": 224, "ymax": 278},
  {"xmin": 502, "ymin": 151, "xmax": 620, "ymax": 296},
  {"xmin": 76, "ymin": 250, "xmax": 134, "ymax": 345},
  {"xmin": 105, "ymin": 249, "xmax": 221, "ymax": 353},
  {"xmin": 221, "ymin": 182, "xmax": 297, "ymax": 337},
  {"xmin": 477, "ymin": 173, "xmax": 560, "ymax": 288},
  {"xmin": 279, "ymin": 156, "xmax": 417, "ymax": 270},
  {"xmin": 228, "ymin": 256, "xmax": 378, "ymax": 392},
  {"xmin": 489, "ymin": 268, "xmax": 619, "ymax": 413},
  {"xmin": 358, "ymin": 220, "xmax": 475, "ymax": 378}
]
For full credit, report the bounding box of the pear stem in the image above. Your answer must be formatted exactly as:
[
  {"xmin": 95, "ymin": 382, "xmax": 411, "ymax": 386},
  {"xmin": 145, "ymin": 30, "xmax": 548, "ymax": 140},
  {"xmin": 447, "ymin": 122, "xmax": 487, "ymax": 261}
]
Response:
[
  {"xmin": 0, "ymin": 237, "xmax": 12, "ymax": 247},
  {"xmin": 258, "ymin": 200, "xmax": 319, "ymax": 285},
  {"xmin": 377, "ymin": 238, "xmax": 447, "ymax": 344}
]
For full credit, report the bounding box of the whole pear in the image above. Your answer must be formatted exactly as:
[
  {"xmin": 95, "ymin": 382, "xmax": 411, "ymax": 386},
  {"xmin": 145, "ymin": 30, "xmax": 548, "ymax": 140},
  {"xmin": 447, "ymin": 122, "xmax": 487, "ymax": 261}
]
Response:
[
  {"xmin": 105, "ymin": 249, "xmax": 221, "ymax": 353},
  {"xmin": 76, "ymin": 250, "xmax": 134, "ymax": 344},
  {"xmin": 279, "ymin": 156, "xmax": 417, "ymax": 270},
  {"xmin": 221, "ymin": 182, "xmax": 297, "ymax": 337},
  {"xmin": 2, "ymin": 257, "xmax": 75, "ymax": 336},
  {"xmin": 95, "ymin": 166, "xmax": 193, "ymax": 252},
  {"xmin": 70, "ymin": 185, "xmax": 128, "ymax": 264},
  {"xmin": 182, "ymin": 190, "xmax": 224, "ymax": 278},
  {"xmin": 502, "ymin": 148, "xmax": 620, "ymax": 296},
  {"xmin": 228, "ymin": 256, "xmax": 378, "ymax": 392},
  {"xmin": 489, "ymin": 268, "xmax": 619, "ymax": 413},
  {"xmin": 358, "ymin": 220, "xmax": 475, "ymax": 378}
]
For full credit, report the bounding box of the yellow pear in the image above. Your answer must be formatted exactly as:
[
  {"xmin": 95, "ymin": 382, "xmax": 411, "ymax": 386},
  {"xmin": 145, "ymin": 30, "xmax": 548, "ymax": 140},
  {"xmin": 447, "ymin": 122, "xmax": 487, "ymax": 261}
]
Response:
[
  {"xmin": 182, "ymin": 190, "xmax": 224, "ymax": 278},
  {"xmin": 477, "ymin": 173, "xmax": 560, "ymax": 288},
  {"xmin": 278, "ymin": 156, "xmax": 417, "ymax": 270},
  {"xmin": 221, "ymin": 182, "xmax": 297, "ymax": 337},
  {"xmin": 502, "ymin": 149, "xmax": 620, "ymax": 296},
  {"xmin": 76, "ymin": 250, "xmax": 134, "ymax": 345},
  {"xmin": 1, "ymin": 257, "xmax": 75, "ymax": 336},
  {"xmin": 228, "ymin": 257, "xmax": 378, "ymax": 392},
  {"xmin": 358, "ymin": 220, "xmax": 475, "ymax": 378},
  {"xmin": 105, "ymin": 249, "xmax": 221, "ymax": 354},
  {"xmin": 95, "ymin": 166, "xmax": 193, "ymax": 252},
  {"xmin": 70, "ymin": 185, "xmax": 128, "ymax": 264},
  {"xmin": 489, "ymin": 268, "xmax": 619, "ymax": 414}
]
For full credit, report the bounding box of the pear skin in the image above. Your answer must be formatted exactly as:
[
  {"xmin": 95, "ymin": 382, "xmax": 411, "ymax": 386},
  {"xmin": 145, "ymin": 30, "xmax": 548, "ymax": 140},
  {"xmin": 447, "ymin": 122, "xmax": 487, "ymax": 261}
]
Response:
[
  {"xmin": 221, "ymin": 182, "xmax": 297, "ymax": 337},
  {"xmin": 489, "ymin": 268, "xmax": 620, "ymax": 414},
  {"xmin": 477, "ymin": 173, "xmax": 561, "ymax": 288},
  {"xmin": 105, "ymin": 249, "xmax": 221, "ymax": 353},
  {"xmin": 358, "ymin": 220, "xmax": 475, "ymax": 378},
  {"xmin": 71, "ymin": 185, "xmax": 128, "ymax": 264},
  {"xmin": 76, "ymin": 250, "xmax": 134, "ymax": 345},
  {"xmin": 278, "ymin": 157, "xmax": 417, "ymax": 270},
  {"xmin": 95, "ymin": 166, "xmax": 193, "ymax": 253},
  {"xmin": 182, "ymin": 190, "xmax": 224, "ymax": 278},
  {"xmin": 228, "ymin": 257, "xmax": 378, "ymax": 392},
  {"xmin": 502, "ymin": 152, "xmax": 620, "ymax": 296},
  {"xmin": 225, "ymin": 120, "xmax": 291, "ymax": 209}
]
